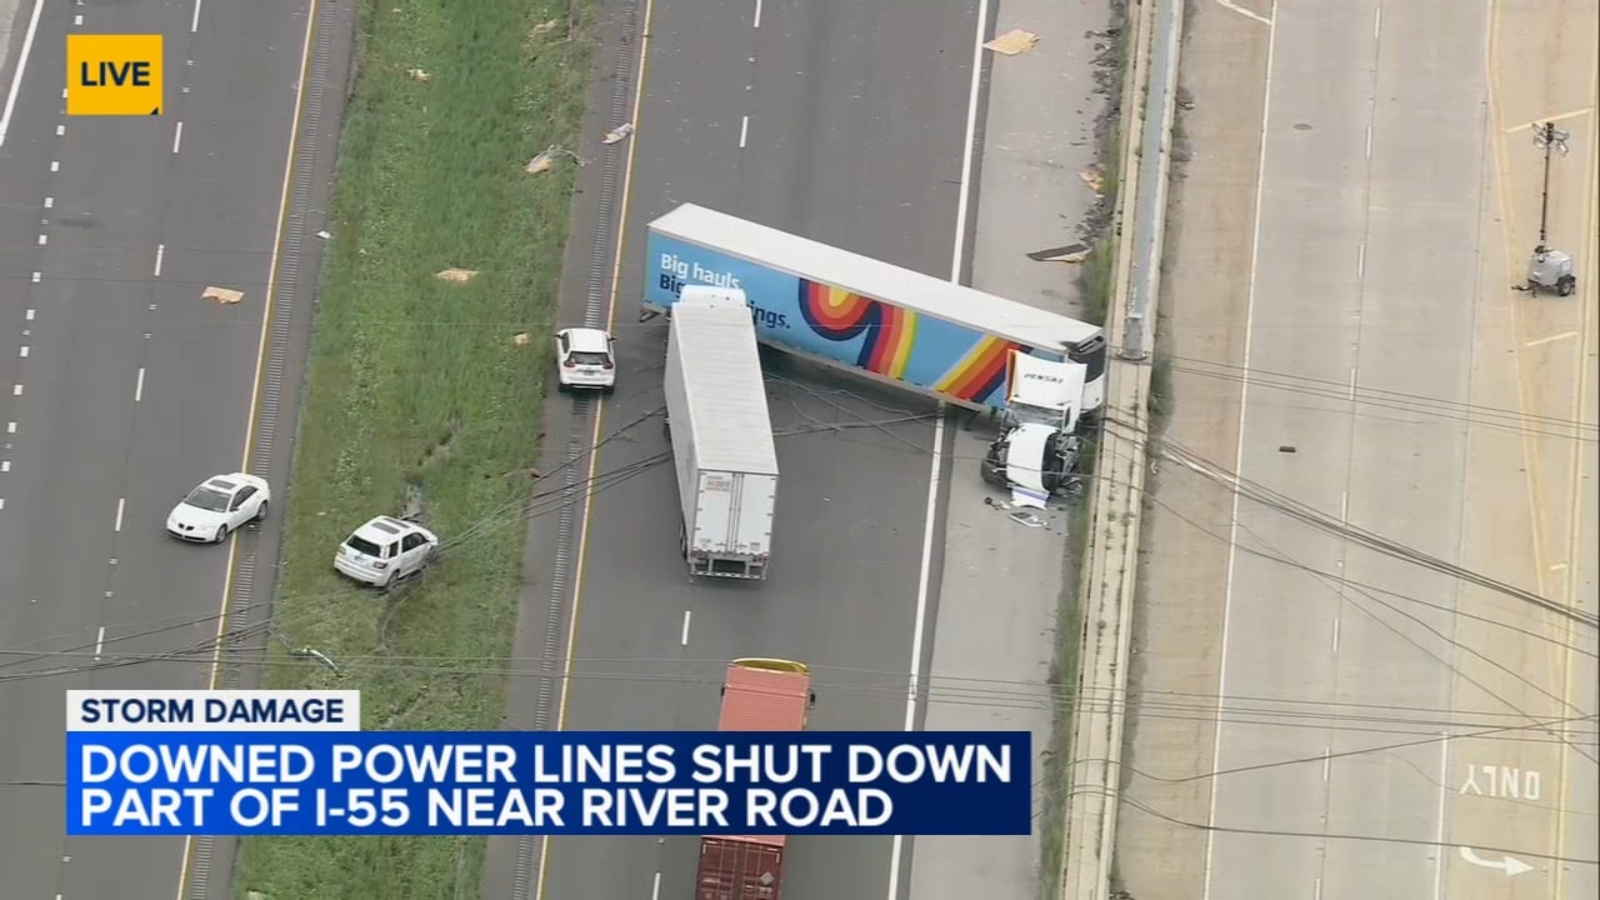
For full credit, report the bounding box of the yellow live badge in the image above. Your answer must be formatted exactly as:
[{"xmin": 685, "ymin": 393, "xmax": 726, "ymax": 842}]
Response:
[{"xmin": 66, "ymin": 35, "xmax": 164, "ymax": 116}]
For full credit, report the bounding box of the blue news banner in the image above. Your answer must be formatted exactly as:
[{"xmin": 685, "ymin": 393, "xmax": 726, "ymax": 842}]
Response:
[{"xmin": 67, "ymin": 731, "xmax": 1031, "ymax": 836}]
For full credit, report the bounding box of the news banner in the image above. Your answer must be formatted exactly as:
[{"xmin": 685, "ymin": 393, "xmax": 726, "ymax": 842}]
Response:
[{"xmin": 66, "ymin": 690, "xmax": 1031, "ymax": 836}]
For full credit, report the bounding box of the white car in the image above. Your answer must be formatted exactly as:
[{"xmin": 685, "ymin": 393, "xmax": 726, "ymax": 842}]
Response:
[
  {"xmin": 554, "ymin": 327, "xmax": 616, "ymax": 392},
  {"xmin": 166, "ymin": 473, "xmax": 271, "ymax": 543},
  {"xmin": 333, "ymin": 515, "xmax": 440, "ymax": 587}
]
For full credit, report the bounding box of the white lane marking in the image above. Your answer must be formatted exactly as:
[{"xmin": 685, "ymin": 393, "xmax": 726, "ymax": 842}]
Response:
[
  {"xmin": 30, "ymin": 272, "xmax": 39, "ymax": 283},
  {"xmin": 1205, "ymin": 3, "xmax": 1280, "ymax": 898},
  {"xmin": 1356, "ymin": 243, "xmax": 1365, "ymax": 277},
  {"xmin": 43, "ymin": 196, "xmax": 52, "ymax": 208},
  {"xmin": 55, "ymin": 123, "xmax": 64, "ymax": 135},
  {"xmin": 752, "ymin": 0, "xmax": 761, "ymax": 28},
  {"xmin": 1217, "ymin": 0, "xmax": 1272, "ymax": 25},
  {"xmin": 739, "ymin": 114, "xmax": 749, "ymax": 148},
  {"xmin": 95, "ymin": 626, "xmax": 105, "ymax": 661},
  {"xmin": 886, "ymin": 0, "xmax": 989, "ymax": 897},
  {"xmin": 1433, "ymin": 732, "xmax": 1449, "ymax": 899},
  {"xmin": 1550, "ymin": 561, "xmax": 1569, "ymax": 571},
  {"xmin": 154, "ymin": 244, "xmax": 165, "ymax": 277},
  {"xmin": 191, "ymin": 0, "xmax": 203, "ymax": 33},
  {"xmin": 0, "ymin": 499, "xmax": 6, "ymax": 510},
  {"xmin": 10, "ymin": 384, "xmax": 20, "ymax": 396},
  {"xmin": 1331, "ymin": 618, "xmax": 1340, "ymax": 653},
  {"xmin": 1365, "ymin": 124, "xmax": 1373, "ymax": 158},
  {"xmin": 1, "ymin": 461, "xmax": 9, "ymax": 472},
  {"xmin": 37, "ymin": 234, "xmax": 47, "ymax": 245},
  {"xmin": 17, "ymin": 346, "xmax": 27, "ymax": 358},
  {"xmin": 25, "ymin": 309, "xmax": 34, "ymax": 320},
  {"xmin": 1314, "ymin": 876, "xmax": 1323, "ymax": 900},
  {"xmin": 114, "ymin": 498, "xmax": 125, "ymax": 532},
  {"xmin": 0, "ymin": 0, "xmax": 45, "ymax": 147},
  {"xmin": 1347, "ymin": 367, "xmax": 1357, "ymax": 399},
  {"xmin": 1373, "ymin": 5, "xmax": 1381, "ymax": 40},
  {"xmin": 172, "ymin": 121, "xmax": 184, "ymax": 154},
  {"xmin": 73, "ymin": 13, "xmax": 82, "ymax": 25},
  {"xmin": 134, "ymin": 367, "xmax": 146, "ymax": 403},
  {"xmin": 1339, "ymin": 491, "xmax": 1348, "ymax": 521},
  {"xmin": 50, "ymin": 160, "xmax": 59, "ymax": 172},
  {"xmin": 651, "ymin": 871, "xmax": 661, "ymax": 900},
  {"xmin": 5, "ymin": 422, "xmax": 14, "ymax": 433},
  {"xmin": 680, "ymin": 610, "xmax": 691, "ymax": 646},
  {"xmin": 1526, "ymin": 330, "xmax": 1578, "ymax": 347}
]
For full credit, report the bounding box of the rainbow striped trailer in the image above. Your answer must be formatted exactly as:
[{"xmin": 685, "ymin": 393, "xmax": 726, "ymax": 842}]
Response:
[{"xmin": 642, "ymin": 203, "xmax": 1108, "ymax": 417}]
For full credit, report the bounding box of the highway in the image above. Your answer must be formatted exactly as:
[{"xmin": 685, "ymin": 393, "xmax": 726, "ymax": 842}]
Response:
[
  {"xmin": 0, "ymin": 0, "xmax": 316, "ymax": 897},
  {"xmin": 1197, "ymin": 0, "xmax": 1600, "ymax": 898},
  {"xmin": 527, "ymin": 1, "xmax": 984, "ymax": 898}
]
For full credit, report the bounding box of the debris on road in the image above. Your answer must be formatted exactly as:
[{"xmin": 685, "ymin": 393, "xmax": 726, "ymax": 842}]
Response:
[
  {"xmin": 1008, "ymin": 510, "xmax": 1046, "ymax": 528},
  {"xmin": 532, "ymin": 18, "xmax": 560, "ymax": 36},
  {"xmin": 1079, "ymin": 167, "xmax": 1104, "ymax": 194},
  {"xmin": 511, "ymin": 332, "xmax": 531, "ymax": 347},
  {"xmin": 203, "ymin": 286, "xmax": 243, "ymax": 305},
  {"xmin": 435, "ymin": 268, "xmax": 479, "ymax": 283},
  {"xmin": 316, "ymin": 230, "xmax": 332, "ymax": 240},
  {"xmin": 985, "ymin": 29, "xmax": 1039, "ymax": 56},
  {"xmin": 406, "ymin": 68, "xmax": 431, "ymax": 82},
  {"xmin": 1027, "ymin": 242, "xmax": 1091, "ymax": 264},
  {"xmin": 602, "ymin": 122, "xmax": 635, "ymax": 145}
]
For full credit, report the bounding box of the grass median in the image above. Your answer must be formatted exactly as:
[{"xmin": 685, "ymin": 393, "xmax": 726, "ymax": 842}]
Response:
[{"xmin": 232, "ymin": 0, "xmax": 592, "ymax": 895}]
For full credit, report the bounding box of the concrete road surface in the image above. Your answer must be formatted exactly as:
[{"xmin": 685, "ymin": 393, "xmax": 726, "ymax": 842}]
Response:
[
  {"xmin": 1196, "ymin": 1, "xmax": 1593, "ymax": 896},
  {"xmin": 496, "ymin": 0, "xmax": 993, "ymax": 897},
  {"xmin": 0, "ymin": 0, "xmax": 314, "ymax": 897}
]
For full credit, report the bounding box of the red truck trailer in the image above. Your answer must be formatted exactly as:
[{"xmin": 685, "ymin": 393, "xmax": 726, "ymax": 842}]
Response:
[{"xmin": 695, "ymin": 658, "xmax": 815, "ymax": 900}]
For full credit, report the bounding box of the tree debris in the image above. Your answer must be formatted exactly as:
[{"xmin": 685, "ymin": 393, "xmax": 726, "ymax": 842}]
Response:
[
  {"xmin": 511, "ymin": 332, "xmax": 532, "ymax": 347},
  {"xmin": 203, "ymin": 286, "xmax": 244, "ymax": 305},
  {"xmin": 435, "ymin": 268, "xmax": 479, "ymax": 284},
  {"xmin": 1079, "ymin": 167, "xmax": 1104, "ymax": 193},
  {"xmin": 532, "ymin": 19, "xmax": 560, "ymax": 36},
  {"xmin": 602, "ymin": 122, "xmax": 635, "ymax": 145},
  {"xmin": 525, "ymin": 144, "xmax": 586, "ymax": 174},
  {"xmin": 984, "ymin": 29, "xmax": 1039, "ymax": 56},
  {"xmin": 406, "ymin": 68, "xmax": 431, "ymax": 82}
]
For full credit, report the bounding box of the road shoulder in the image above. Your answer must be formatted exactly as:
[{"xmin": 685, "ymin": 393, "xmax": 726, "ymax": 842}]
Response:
[{"xmin": 1111, "ymin": 1, "xmax": 1270, "ymax": 896}]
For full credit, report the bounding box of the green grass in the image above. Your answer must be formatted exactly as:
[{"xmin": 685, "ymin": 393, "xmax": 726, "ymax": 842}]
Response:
[
  {"xmin": 1040, "ymin": 8, "xmax": 1135, "ymax": 898},
  {"xmin": 232, "ymin": 0, "xmax": 593, "ymax": 896},
  {"xmin": 1077, "ymin": 119, "xmax": 1123, "ymax": 329}
]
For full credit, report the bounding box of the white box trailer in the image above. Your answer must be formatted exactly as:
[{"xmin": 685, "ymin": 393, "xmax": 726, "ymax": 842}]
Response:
[{"xmin": 663, "ymin": 287, "xmax": 780, "ymax": 580}]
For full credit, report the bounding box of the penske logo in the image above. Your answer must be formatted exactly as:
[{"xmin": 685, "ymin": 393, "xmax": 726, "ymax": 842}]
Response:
[{"xmin": 66, "ymin": 35, "xmax": 163, "ymax": 116}]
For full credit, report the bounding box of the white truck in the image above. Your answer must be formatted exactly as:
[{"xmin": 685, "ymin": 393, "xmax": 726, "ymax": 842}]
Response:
[
  {"xmin": 980, "ymin": 353, "xmax": 1088, "ymax": 508},
  {"xmin": 663, "ymin": 286, "xmax": 780, "ymax": 579}
]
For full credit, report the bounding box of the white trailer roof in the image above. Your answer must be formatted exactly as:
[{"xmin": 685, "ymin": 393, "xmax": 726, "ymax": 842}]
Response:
[
  {"xmin": 650, "ymin": 204, "xmax": 1104, "ymax": 350},
  {"xmin": 673, "ymin": 300, "xmax": 780, "ymax": 476}
]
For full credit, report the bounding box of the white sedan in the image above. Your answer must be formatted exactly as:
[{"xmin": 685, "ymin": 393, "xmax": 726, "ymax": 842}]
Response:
[
  {"xmin": 165, "ymin": 473, "xmax": 271, "ymax": 544},
  {"xmin": 554, "ymin": 327, "xmax": 617, "ymax": 392}
]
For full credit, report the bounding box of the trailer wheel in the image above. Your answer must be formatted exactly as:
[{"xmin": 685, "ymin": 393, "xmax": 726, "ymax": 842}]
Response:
[{"xmin": 1558, "ymin": 275, "xmax": 1577, "ymax": 297}]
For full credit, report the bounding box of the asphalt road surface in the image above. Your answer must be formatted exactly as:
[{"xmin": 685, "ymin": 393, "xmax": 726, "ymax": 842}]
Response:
[
  {"xmin": 0, "ymin": 0, "xmax": 310, "ymax": 897},
  {"xmin": 1204, "ymin": 0, "xmax": 1598, "ymax": 898},
  {"xmin": 530, "ymin": 1, "xmax": 982, "ymax": 898}
]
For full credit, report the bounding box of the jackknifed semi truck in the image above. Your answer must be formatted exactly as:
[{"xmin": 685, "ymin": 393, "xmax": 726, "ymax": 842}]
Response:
[
  {"xmin": 696, "ymin": 658, "xmax": 816, "ymax": 900},
  {"xmin": 663, "ymin": 286, "xmax": 780, "ymax": 579},
  {"xmin": 643, "ymin": 203, "xmax": 1108, "ymax": 419}
]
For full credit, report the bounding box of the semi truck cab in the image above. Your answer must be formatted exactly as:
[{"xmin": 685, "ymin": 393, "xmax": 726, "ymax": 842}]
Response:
[{"xmin": 982, "ymin": 353, "xmax": 1088, "ymax": 506}]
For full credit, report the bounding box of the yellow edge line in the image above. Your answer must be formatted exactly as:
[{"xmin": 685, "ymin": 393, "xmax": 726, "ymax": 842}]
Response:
[
  {"xmin": 173, "ymin": 0, "xmax": 321, "ymax": 895},
  {"xmin": 532, "ymin": 0, "xmax": 656, "ymax": 897},
  {"xmin": 1552, "ymin": 42, "xmax": 1599, "ymax": 900},
  {"xmin": 1484, "ymin": 0, "xmax": 1552, "ymax": 604}
]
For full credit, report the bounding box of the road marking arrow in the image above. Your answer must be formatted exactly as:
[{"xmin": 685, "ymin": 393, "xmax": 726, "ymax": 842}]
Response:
[{"xmin": 1459, "ymin": 846, "xmax": 1535, "ymax": 876}]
